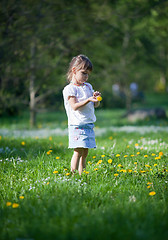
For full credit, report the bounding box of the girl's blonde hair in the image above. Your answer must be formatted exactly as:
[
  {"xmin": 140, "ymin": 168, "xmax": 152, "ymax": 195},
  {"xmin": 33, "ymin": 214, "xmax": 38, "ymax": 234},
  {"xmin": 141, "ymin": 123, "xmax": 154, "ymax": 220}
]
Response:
[{"xmin": 66, "ymin": 54, "xmax": 93, "ymax": 82}]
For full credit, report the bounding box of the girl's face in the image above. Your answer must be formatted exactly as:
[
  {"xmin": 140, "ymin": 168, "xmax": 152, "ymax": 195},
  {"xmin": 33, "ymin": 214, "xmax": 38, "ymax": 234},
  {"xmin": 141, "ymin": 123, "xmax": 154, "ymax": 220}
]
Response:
[{"xmin": 73, "ymin": 68, "xmax": 90, "ymax": 85}]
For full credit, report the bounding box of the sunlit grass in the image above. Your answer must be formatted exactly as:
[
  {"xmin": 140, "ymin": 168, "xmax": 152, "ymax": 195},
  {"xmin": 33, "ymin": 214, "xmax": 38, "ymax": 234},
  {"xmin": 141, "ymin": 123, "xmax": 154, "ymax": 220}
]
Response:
[{"xmin": 0, "ymin": 131, "xmax": 168, "ymax": 240}]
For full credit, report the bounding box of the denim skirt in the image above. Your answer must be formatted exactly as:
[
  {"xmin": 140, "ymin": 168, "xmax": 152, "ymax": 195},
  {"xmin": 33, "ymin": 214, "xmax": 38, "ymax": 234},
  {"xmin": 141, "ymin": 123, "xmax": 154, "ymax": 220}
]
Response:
[{"xmin": 68, "ymin": 123, "xmax": 96, "ymax": 149}]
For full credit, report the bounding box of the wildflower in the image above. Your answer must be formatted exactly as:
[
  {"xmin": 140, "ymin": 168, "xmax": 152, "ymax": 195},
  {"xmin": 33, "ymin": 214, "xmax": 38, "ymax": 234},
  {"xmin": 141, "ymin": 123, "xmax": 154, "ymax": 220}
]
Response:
[
  {"xmin": 0, "ymin": 136, "xmax": 2, "ymax": 140},
  {"xmin": 49, "ymin": 137, "xmax": 52, "ymax": 141},
  {"xmin": 92, "ymin": 156, "xmax": 96, "ymax": 159},
  {"xmin": 137, "ymin": 152, "xmax": 140, "ymax": 155},
  {"xmin": 124, "ymin": 155, "xmax": 128, "ymax": 158},
  {"xmin": 127, "ymin": 145, "xmax": 130, "ymax": 148},
  {"xmin": 145, "ymin": 165, "xmax": 151, "ymax": 168},
  {"xmin": 129, "ymin": 195, "xmax": 136, "ymax": 202},
  {"xmin": 56, "ymin": 157, "xmax": 60, "ymax": 159},
  {"xmin": 94, "ymin": 168, "xmax": 98, "ymax": 171},
  {"xmin": 47, "ymin": 182, "xmax": 50, "ymax": 185},
  {"xmin": 116, "ymin": 154, "xmax": 120, "ymax": 157},
  {"xmin": 98, "ymin": 160, "xmax": 103, "ymax": 163},
  {"xmin": 147, "ymin": 182, "xmax": 153, "ymax": 185},
  {"xmin": 134, "ymin": 162, "xmax": 137, "ymax": 164},
  {"xmin": 88, "ymin": 161, "xmax": 92, "ymax": 164},
  {"xmin": 118, "ymin": 164, "xmax": 123, "ymax": 167},
  {"xmin": 21, "ymin": 141, "xmax": 25, "ymax": 146},
  {"xmin": 114, "ymin": 173, "xmax": 119, "ymax": 177},
  {"xmin": 97, "ymin": 96, "xmax": 102, "ymax": 101},
  {"xmin": 154, "ymin": 164, "xmax": 157, "ymax": 167},
  {"xmin": 64, "ymin": 169, "xmax": 67, "ymax": 171},
  {"xmin": 109, "ymin": 136, "xmax": 113, "ymax": 140},
  {"xmin": 101, "ymin": 155, "xmax": 105, "ymax": 158},
  {"xmin": 53, "ymin": 171, "xmax": 58, "ymax": 174},
  {"xmin": 144, "ymin": 155, "xmax": 148, "ymax": 158},
  {"xmin": 140, "ymin": 170, "xmax": 146, "ymax": 173},
  {"xmin": 6, "ymin": 202, "xmax": 12, "ymax": 207},
  {"xmin": 155, "ymin": 156, "xmax": 161, "ymax": 160},
  {"xmin": 159, "ymin": 152, "xmax": 163, "ymax": 156},
  {"xmin": 152, "ymin": 153, "xmax": 156, "ymax": 156},
  {"xmin": 147, "ymin": 186, "xmax": 151, "ymax": 188},
  {"xmin": 140, "ymin": 147, "xmax": 143, "ymax": 150},
  {"xmin": 135, "ymin": 143, "xmax": 139, "ymax": 147},
  {"xmin": 131, "ymin": 155, "xmax": 134, "ymax": 157},
  {"xmin": 108, "ymin": 159, "xmax": 112, "ymax": 164},
  {"xmin": 149, "ymin": 191, "xmax": 156, "ymax": 196},
  {"xmin": 127, "ymin": 169, "xmax": 132, "ymax": 173},
  {"xmin": 19, "ymin": 196, "xmax": 24, "ymax": 199},
  {"xmin": 12, "ymin": 203, "xmax": 19, "ymax": 208},
  {"xmin": 66, "ymin": 173, "xmax": 70, "ymax": 176},
  {"xmin": 85, "ymin": 171, "xmax": 89, "ymax": 174}
]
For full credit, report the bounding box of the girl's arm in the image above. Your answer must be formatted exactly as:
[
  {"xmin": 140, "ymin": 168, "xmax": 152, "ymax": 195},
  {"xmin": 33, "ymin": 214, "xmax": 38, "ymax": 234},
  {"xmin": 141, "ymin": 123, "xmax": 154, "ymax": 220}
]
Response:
[{"xmin": 68, "ymin": 96, "xmax": 98, "ymax": 111}]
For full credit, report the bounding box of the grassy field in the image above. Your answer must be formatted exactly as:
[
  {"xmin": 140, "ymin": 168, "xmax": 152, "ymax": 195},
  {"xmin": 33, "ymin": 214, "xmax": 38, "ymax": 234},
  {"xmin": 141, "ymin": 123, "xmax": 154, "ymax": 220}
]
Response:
[{"xmin": 0, "ymin": 93, "xmax": 168, "ymax": 240}]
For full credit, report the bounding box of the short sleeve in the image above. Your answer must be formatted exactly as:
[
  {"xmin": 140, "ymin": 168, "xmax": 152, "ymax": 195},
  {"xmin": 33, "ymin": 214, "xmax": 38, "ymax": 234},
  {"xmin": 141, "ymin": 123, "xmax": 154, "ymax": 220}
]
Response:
[{"xmin": 63, "ymin": 84, "xmax": 77, "ymax": 102}]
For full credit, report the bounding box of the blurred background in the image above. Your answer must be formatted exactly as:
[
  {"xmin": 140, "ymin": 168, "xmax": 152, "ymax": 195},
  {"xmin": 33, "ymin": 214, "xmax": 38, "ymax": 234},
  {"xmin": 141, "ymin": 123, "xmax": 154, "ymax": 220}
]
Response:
[{"xmin": 0, "ymin": 0, "xmax": 168, "ymax": 127}]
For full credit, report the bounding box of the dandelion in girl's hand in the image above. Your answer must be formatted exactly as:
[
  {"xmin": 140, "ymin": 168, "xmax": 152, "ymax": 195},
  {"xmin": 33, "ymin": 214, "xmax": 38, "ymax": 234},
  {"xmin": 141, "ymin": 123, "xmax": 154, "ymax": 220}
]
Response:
[
  {"xmin": 12, "ymin": 203, "xmax": 19, "ymax": 208},
  {"xmin": 149, "ymin": 191, "xmax": 156, "ymax": 196},
  {"xmin": 6, "ymin": 202, "xmax": 12, "ymax": 207},
  {"xmin": 96, "ymin": 96, "xmax": 102, "ymax": 101}
]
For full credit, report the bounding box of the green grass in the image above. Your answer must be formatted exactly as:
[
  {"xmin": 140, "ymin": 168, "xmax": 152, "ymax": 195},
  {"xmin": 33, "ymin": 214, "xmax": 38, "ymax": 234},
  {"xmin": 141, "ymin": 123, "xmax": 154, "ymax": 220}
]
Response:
[{"xmin": 0, "ymin": 131, "xmax": 168, "ymax": 240}]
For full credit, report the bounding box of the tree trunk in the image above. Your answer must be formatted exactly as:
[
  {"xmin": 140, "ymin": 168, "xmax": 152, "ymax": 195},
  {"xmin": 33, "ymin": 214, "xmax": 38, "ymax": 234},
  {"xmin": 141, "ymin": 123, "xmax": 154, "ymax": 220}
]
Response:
[{"xmin": 29, "ymin": 41, "xmax": 36, "ymax": 128}]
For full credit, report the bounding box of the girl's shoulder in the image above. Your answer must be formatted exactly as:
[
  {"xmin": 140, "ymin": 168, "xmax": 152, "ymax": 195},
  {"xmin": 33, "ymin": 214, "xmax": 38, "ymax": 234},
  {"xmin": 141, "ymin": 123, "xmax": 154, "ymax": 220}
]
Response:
[
  {"xmin": 63, "ymin": 83, "xmax": 76, "ymax": 91},
  {"xmin": 84, "ymin": 82, "xmax": 93, "ymax": 91}
]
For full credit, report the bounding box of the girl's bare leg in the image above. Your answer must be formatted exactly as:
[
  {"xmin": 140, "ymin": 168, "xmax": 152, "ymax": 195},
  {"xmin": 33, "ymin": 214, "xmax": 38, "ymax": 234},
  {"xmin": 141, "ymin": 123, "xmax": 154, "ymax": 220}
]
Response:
[
  {"xmin": 78, "ymin": 148, "xmax": 88, "ymax": 175},
  {"xmin": 71, "ymin": 148, "xmax": 83, "ymax": 173}
]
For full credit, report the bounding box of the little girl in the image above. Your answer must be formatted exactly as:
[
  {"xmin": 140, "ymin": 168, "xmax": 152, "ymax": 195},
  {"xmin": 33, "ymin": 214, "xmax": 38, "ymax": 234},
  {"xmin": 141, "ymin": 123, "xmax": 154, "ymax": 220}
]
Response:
[{"xmin": 63, "ymin": 54, "xmax": 101, "ymax": 175}]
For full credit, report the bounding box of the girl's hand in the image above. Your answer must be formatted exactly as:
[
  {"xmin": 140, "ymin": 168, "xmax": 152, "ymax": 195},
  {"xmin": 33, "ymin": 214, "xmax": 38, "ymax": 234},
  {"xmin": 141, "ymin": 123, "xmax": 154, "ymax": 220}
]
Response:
[
  {"xmin": 88, "ymin": 96, "xmax": 99, "ymax": 103},
  {"xmin": 93, "ymin": 91, "xmax": 101, "ymax": 97}
]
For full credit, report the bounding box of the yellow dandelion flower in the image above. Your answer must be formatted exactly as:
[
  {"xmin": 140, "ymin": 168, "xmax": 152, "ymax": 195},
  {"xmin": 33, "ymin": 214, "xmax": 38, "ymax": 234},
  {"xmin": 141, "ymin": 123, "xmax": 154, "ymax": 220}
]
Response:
[
  {"xmin": 85, "ymin": 171, "xmax": 89, "ymax": 174},
  {"xmin": 145, "ymin": 165, "xmax": 151, "ymax": 168},
  {"xmin": 109, "ymin": 136, "xmax": 113, "ymax": 140},
  {"xmin": 98, "ymin": 160, "xmax": 103, "ymax": 163},
  {"xmin": 94, "ymin": 168, "xmax": 98, "ymax": 171},
  {"xmin": 154, "ymin": 164, "xmax": 157, "ymax": 167},
  {"xmin": 140, "ymin": 147, "xmax": 143, "ymax": 150},
  {"xmin": 152, "ymin": 153, "xmax": 156, "ymax": 156},
  {"xmin": 127, "ymin": 169, "xmax": 132, "ymax": 173},
  {"xmin": 147, "ymin": 182, "xmax": 152, "ymax": 185},
  {"xmin": 97, "ymin": 96, "xmax": 102, "ymax": 101},
  {"xmin": 47, "ymin": 182, "xmax": 50, "ymax": 185},
  {"xmin": 124, "ymin": 155, "xmax": 128, "ymax": 158},
  {"xmin": 49, "ymin": 137, "xmax": 52, "ymax": 141},
  {"xmin": 114, "ymin": 173, "xmax": 119, "ymax": 177},
  {"xmin": 19, "ymin": 196, "xmax": 24, "ymax": 199},
  {"xmin": 12, "ymin": 203, "xmax": 19, "ymax": 208},
  {"xmin": 131, "ymin": 155, "xmax": 134, "ymax": 157},
  {"xmin": 66, "ymin": 173, "xmax": 70, "ymax": 176},
  {"xmin": 56, "ymin": 157, "xmax": 60, "ymax": 159},
  {"xmin": 149, "ymin": 191, "xmax": 156, "ymax": 196},
  {"xmin": 101, "ymin": 155, "xmax": 105, "ymax": 158},
  {"xmin": 118, "ymin": 164, "xmax": 123, "ymax": 167},
  {"xmin": 6, "ymin": 202, "xmax": 12, "ymax": 207},
  {"xmin": 137, "ymin": 152, "xmax": 140, "ymax": 155},
  {"xmin": 64, "ymin": 169, "xmax": 67, "ymax": 171},
  {"xmin": 147, "ymin": 186, "xmax": 151, "ymax": 188},
  {"xmin": 134, "ymin": 170, "xmax": 137, "ymax": 173},
  {"xmin": 21, "ymin": 141, "xmax": 25, "ymax": 146},
  {"xmin": 159, "ymin": 152, "xmax": 163, "ymax": 156},
  {"xmin": 127, "ymin": 145, "xmax": 130, "ymax": 148},
  {"xmin": 88, "ymin": 161, "xmax": 92, "ymax": 164},
  {"xmin": 140, "ymin": 170, "xmax": 146, "ymax": 173},
  {"xmin": 122, "ymin": 169, "xmax": 127, "ymax": 173},
  {"xmin": 92, "ymin": 156, "xmax": 96, "ymax": 159},
  {"xmin": 0, "ymin": 136, "xmax": 2, "ymax": 140},
  {"xmin": 144, "ymin": 155, "xmax": 148, "ymax": 158},
  {"xmin": 134, "ymin": 162, "xmax": 137, "ymax": 164},
  {"xmin": 135, "ymin": 143, "xmax": 139, "ymax": 147},
  {"xmin": 155, "ymin": 156, "xmax": 161, "ymax": 160},
  {"xmin": 108, "ymin": 159, "xmax": 112, "ymax": 163},
  {"xmin": 116, "ymin": 154, "xmax": 120, "ymax": 157},
  {"xmin": 53, "ymin": 171, "xmax": 58, "ymax": 174}
]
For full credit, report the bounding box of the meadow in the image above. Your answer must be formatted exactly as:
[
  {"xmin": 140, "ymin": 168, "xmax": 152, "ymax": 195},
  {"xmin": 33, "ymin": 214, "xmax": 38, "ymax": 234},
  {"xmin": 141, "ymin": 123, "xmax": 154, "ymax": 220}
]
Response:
[{"xmin": 0, "ymin": 94, "xmax": 168, "ymax": 240}]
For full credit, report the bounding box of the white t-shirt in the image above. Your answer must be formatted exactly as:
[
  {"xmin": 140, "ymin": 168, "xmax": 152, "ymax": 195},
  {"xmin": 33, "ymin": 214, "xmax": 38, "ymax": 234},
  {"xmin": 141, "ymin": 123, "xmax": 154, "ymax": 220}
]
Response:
[{"xmin": 63, "ymin": 82, "xmax": 96, "ymax": 125}]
